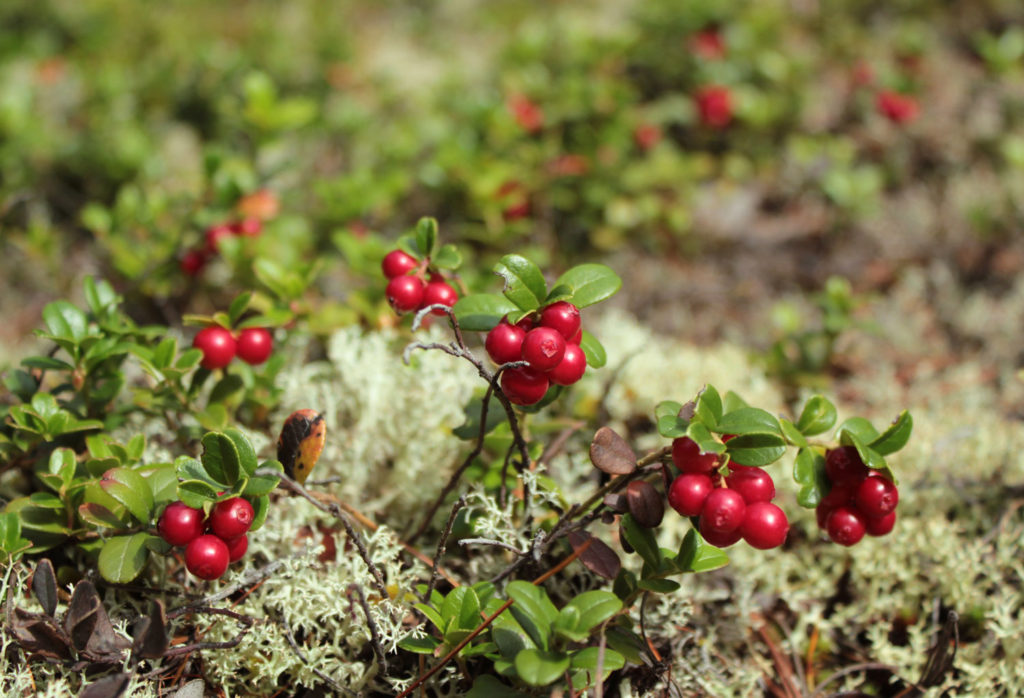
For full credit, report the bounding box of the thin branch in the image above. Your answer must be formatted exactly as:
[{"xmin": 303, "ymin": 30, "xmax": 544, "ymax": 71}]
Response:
[
  {"xmin": 422, "ymin": 496, "xmax": 466, "ymax": 604},
  {"xmin": 275, "ymin": 611, "xmax": 359, "ymax": 697},
  {"xmin": 458, "ymin": 538, "xmax": 525, "ymax": 555},
  {"xmin": 348, "ymin": 583, "xmax": 389, "ymax": 673}
]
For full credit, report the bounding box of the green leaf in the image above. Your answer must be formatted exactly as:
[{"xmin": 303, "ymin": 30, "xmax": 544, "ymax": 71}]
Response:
[
  {"xmin": 178, "ymin": 480, "xmax": 220, "ymax": 509},
  {"xmin": 716, "ymin": 407, "xmax": 782, "ymax": 436},
  {"xmin": 43, "ymin": 300, "xmax": 89, "ymax": 341},
  {"xmin": 467, "ymin": 675, "xmax": 532, "ymax": 698},
  {"xmin": 793, "ymin": 448, "xmax": 829, "ymax": 508},
  {"xmin": 97, "ymin": 533, "xmax": 152, "ymax": 583},
  {"xmin": 452, "ymin": 294, "xmax": 519, "ymax": 332},
  {"xmin": 565, "ymin": 591, "xmax": 621, "ymax": 634},
  {"xmin": 201, "ymin": 431, "xmax": 242, "ymax": 486},
  {"xmin": 415, "ymin": 217, "xmax": 439, "ymax": 257},
  {"xmin": 228, "ymin": 292, "xmax": 253, "ymax": 325},
  {"xmin": 414, "ymin": 603, "xmax": 445, "ymax": 632},
  {"xmin": 507, "ymin": 581, "xmax": 558, "ymax": 650},
  {"xmin": 779, "ymin": 419, "xmax": 809, "ymax": 448},
  {"xmin": 398, "ymin": 634, "xmax": 440, "ymax": 654},
  {"xmin": 676, "ymin": 528, "xmax": 730, "ymax": 573},
  {"xmin": 100, "ymin": 468, "xmax": 154, "ymax": 523},
  {"xmin": 838, "ymin": 431, "xmax": 894, "ymax": 482},
  {"xmin": 84, "ymin": 277, "xmax": 117, "ymax": 315},
  {"xmin": 578, "ymin": 330, "xmax": 606, "ymax": 369},
  {"xmin": 656, "ymin": 400, "xmax": 690, "ymax": 438},
  {"xmin": 494, "ymin": 254, "xmax": 547, "ymax": 311},
  {"xmin": 432, "ymin": 244, "xmax": 462, "ymax": 270},
  {"xmin": 693, "ymin": 385, "xmax": 723, "ymax": 427},
  {"xmin": 637, "ymin": 577, "xmax": 680, "ymax": 593},
  {"xmin": 249, "ymin": 494, "xmax": 271, "ymax": 531},
  {"xmin": 442, "ymin": 586, "xmax": 482, "ymax": 633},
  {"xmin": 796, "ymin": 395, "xmax": 838, "ymax": 436},
  {"xmin": 570, "ymin": 646, "xmax": 626, "ymax": 675},
  {"xmin": 543, "ymin": 283, "xmax": 574, "ymax": 305},
  {"xmin": 21, "ymin": 356, "xmax": 74, "ymax": 371},
  {"xmin": 209, "ymin": 374, "xmax": 245, "ymax": 405},
  {"xmin": 553, "ymin": 264, "xmax": 622, "ymax": 308},
  {"xmin": 684, "ymin": 422, "xmax": 726, "ymax": 456},
  {"xmin": 620, "ymin": 514, "xmax": 661, "ymax": 568},
  {"xmin": 514, "ymin": 649, "xmax": 571, "ymax": 687},
  {"xmin": 78, "ymin": 503, "xmax": 126, "ymax": 529},
  {"xmin": 553, "ymin": 605, "xmax": 585, "ymax": 642},
  {"xmin": 223, "ymin": 428, "xmax": 258, "ymax": 477},
  {"xmin": 836, "ymin": 417, "xmax": 879, "ymax": 444},
  {"xmin": 0, "ymin": 512, "xmax": 29, "ymax": 557},
  {"xmin": 722, "ymin": 390, "xmax": 749, "ymax": 412},
  {"xmin": 724, "ymin": 432, "xmax": 788, "ymax": 466},
  {"xmin": 869, "ymin": 411, "xmax": 913, "ymax": 456},
  {"xmin": 243, "ymin": 461, "xmax": 283, "ymax": 497}
]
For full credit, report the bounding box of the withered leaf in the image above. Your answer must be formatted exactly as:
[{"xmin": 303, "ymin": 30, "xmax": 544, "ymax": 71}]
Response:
[
  {"xmin": 32, "ymin": 559, "xmax": 58, "ymax": 618},
  {"xmin": 603, "ymin": 493, "xmax": 628, "ymax": 513},
  {"xmin": 626, "ymin": 480, "xmax": 664, "ymax": 528},
  {"xmin": 10, "ymin": 615, "xmax": 73, "ymax": 661},
  {"xmin": 78, "ymin": 672, "xmax": 130, "ymax": 698},
  {"xmin": 131, "ymin": 600, "xmax": 168, "ymax": 659},
  {"xmin": 589, "ymin": 427, "xmax": 636, "ymax": 475},
  {"xmin": 568, "ymin": 530, "xmax": 621, "ymax": 580},
  {"xmin": 65, "ymin": 581, "xmax": 129, "ymax": 659}
]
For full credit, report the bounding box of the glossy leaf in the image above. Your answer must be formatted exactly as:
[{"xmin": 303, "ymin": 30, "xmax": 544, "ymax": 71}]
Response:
[
  {"xmin": 694, "ymin": 385, "xmax": 723, "ymax": 427},
  {"xmin": 507, "ymin": 581, "xmax": 558, "ymax": 650},
  {"xmin": 839, "ymin": 431, "xmax": 896, "ymax": 482},
  {"xmin": 243, "ymin": 460, "xmax": 283, "ymax": 497},
  {"xmin": 656, "ymin": 400, "xmax": 690, "ymax": 438},
  {"xmin": 685, "ymin": 422, "xmax": 726, "ymax": 456},
  {"xmin": 568, "ymin": 530, "xmax": 621, "ymax": 580},
  {"xmin": 724, "ymin": 432, "xmax": 788, "ymax": 466},
  {"xmin": 793, "ymin": 448, "xmax": 829, "ymax": 508},
  {"xmin": 870, "ymin": 410, "xmax": 913, "ymax": 456},
  {"xmin": 570, "ymin": 646, "xmax": 626, "ymax": 676},
  {"xmin": 716, "ymin": 407, "xmax": 782, "ymax": 435},
  {"xmin": 228, "ymin": 292, "xmax": 252, "ymax": 325},
  {"xmin": 201, "ymin": 431, "xmax": 242, "ymax": 486},
  {"xmin": 563, "ymin": 591, "xmax": 621, "ymax": 635},
  {"xmin": 415, "ymin": 217, "xmax": 439, "ymax": 257},
  {"xmin": 466, "ymin": 675, "xmax": 531, "ymax": 698},
  {"xmin": 432, "ymin": 243, "xmax": 462, "ymax": 270},
  {"xmin": 619, "ymin": 513, "xmax": 661, "ymax": 568},
  {"xmin": 638, "ymin": 577, "xmax": 680, "ymax": 593},
  {"xmin": 398, "ymin": 634, "xmax": 440, "ymax": 654},
  {"xmin": 553, "ymin": 264, "xmax": 622, "ymax": 308},
  {"xmin": 100, "ymin": 468, "xmax": 153, "ymax": 523},
  {"xmin": 779, "ymin": 419, "xmax": 809, "ymax": 448},
  {"xmin": 42, "ymin": 300, "xmax": 89, "ymax": 342},
  {"xmin": 796, "ymin": 395, "xmax": 837, "ymax": 436},
  {"xmin": 676, "ymin": 528, "xmax": 730, "ymax": 573},
  {"xmin": 578, "ymin": 330, "xmax": 607, "ymax": 368},
  {"xmin": 589, "ymin": 426, "xmax": 636, "ymax": 475},
  {"xmin": 97, "ymin": 533, "xmax": 152, "ymax": 583},
  {"xmin": 836, "ymin": 417, "xmax": 879, "ymax": 444},
  {"xmin": 494, "ymin": 254, "xmax": 547, "ymax": 311},
  {"xmin": 514, "ymin": 649, "xmax": 571, "ymax": 687},
  {"xmin": 452, "ymin": 294, "xmax": 519, "ymax": 332}
]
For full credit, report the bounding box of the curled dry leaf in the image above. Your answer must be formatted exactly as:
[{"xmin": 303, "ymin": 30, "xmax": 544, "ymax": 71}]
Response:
[
  {"xmin": 32, "ymin": 558, "xmax": 58, "ymax": 618},
  {"xmin": 626, "ymin": 480, "xmax": 664, "ymax": 528},
  {"xmin": 589, "ymin": 426, "xmax": 636, "ymax": 475},
  {"xmin": 568, "ymin": 530, "xmax": 621, "ymax": 580}
]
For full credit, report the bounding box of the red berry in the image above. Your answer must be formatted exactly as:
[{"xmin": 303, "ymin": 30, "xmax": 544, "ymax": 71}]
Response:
[
  {"xmin": 725, "ymin": 466, "xmax": 775, "ymax": 504},
  {"xmin": 235, "ymin": 328, "xmax": 273, "ymax": 365},
  {"xmin": 193, "ymin": 326, "xmax": 236, "ymax": 370},
  {"xmin": 865, "ymin": 510, "xmax": 896, "ymax": 537},
  {"xmin": 538, "ymin": 301, "xmax": 581, "ymax": 341},
  {"xmin": 386, "ymin": 275, "xmax": 426, "ymax": 313},
  {"xmin": 180, "ymin": 249, "xmax": 207, "ymax": 276},
  {"xmin": 633, "ymin": 123, "xmax": 662, "ymax": 150},
  {"xmin": 667, "ymin": 473, "xmax": 714, "ymax": 517},
  {"xmin": 854, "ymin": 475, "xmax": 899, "ymax": 518},
  {"xmin": 692, "ymin": 29, "xmax": 726, "ymax": 60},
  {"xmin": 382, "ymin": 249, "xmax": 418, "ymax": 279},
  {"xmin": 521, "ymin": 327, "xmax": 566, "ymax": 372},
  {"xmin": 701, "ymin": 488, "xmax": 746, "ymax": 534},
  {"xmin": 225, "ymin": 533, "xmax": 249, "ymax": 562},
  {"xmin": 569, "ymin": 328, "xmax": 582, "ymax": 344},
  {"xmin": 485, "ymin": 321, "xmax": 526, "ymax": 365},
  {"xmin": 547, "ymin": 343, "xmax": 587, "ymax": 386},
  {"xmin": 209, "ymin": 498, "xmax": 255, "ymax": 540},
  {"xmin": 739, "ymin": 502, "xmax": 789, "ymax": 550},
  {"xmin": 185, "ymin": 535, "xmax": 230, "ymax": 580},
  {"xmin": 515, "ymin": 315, "xmax": 536, "ymax": 332},
  {"xmin": 699, "ymin": 515, "xmax": 742, "ymax": 547},
  {"xmin": 671, "ymin": 437, "xmax": 719, "ymax": 474},
  {"xmin": 696, "ymin": 85, "xmax": 733, "ymax": 128},
  {"xmin": 825, "ymin": 447, "xmax": 868, "ymax": 486},
  {"xmin": 876, "ymin": 90, "xmax": 918, "ymax": 124},
  {"xmin": 500, "ymin": 367, "xmax": 549, "ymax": 406},
  {"xmin": 826, "ymin": 506, "xmax": 867, "ymax": 546},
  {"xmin": 508, "ymin": 94, "xmax": 544, "ymax": 133},
  {"xmin": 158, "ymin": 502, "xmax": 205, "ymax": 547},
  {"xmin": 204, "ymin": 224, "xmax": 234, "ymax": 254},
  {"xmin": 421, "ymin": 280, "xmax": 459, "ymax": 315},
  {"xmin": 816, "ymin": 481, "xmax": 856, "ymax": 529},
  {"xmin": 234, "ymin": 217, "xmax": 262, "ymax": 237}
]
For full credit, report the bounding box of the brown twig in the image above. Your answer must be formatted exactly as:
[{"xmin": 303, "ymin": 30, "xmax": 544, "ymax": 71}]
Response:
[
  {"xmin": 347, "ymin": 583, "xmax": 389, "ymax": 673},
  {"xmin": 422, "ymin": 496, "xmax": 466, "ymax": 604}
]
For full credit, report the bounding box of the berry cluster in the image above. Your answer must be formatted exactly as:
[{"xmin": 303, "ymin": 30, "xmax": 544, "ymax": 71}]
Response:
[
  {"xmin": 180, "ymin": 218, "xmax": 264, "ymax": 277},
  {"xmin": 192, "ymin": 326, "xmax": 273, "ymax": 370},
  {"xmin": 382, "ymin": 249, "xmax": 459, "ymax": 315},
  {"xmin": 695, "ymin": 85, "xmax": 733, "ymax": 129},
  {"xmin": 485, "ymin": 301, "xmax": 587, "ymax": 406},
  {"xmin": 816, "ymin": 446, "xmax": 898, "ymax": 546},
  {"xmin": 875, "ymin": 90, "xmax": 919, "ymax": 124},
  {"xmin": 667, "ymin": 436, "xmax": 790, "ymax": 550},
  {"xmin": 157, "ymin": 498, "xmax": 255, "ymax": 580}
]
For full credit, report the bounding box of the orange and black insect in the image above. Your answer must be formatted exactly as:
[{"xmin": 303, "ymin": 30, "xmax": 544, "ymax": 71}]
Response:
[{"xmin": 277, "ymin": 409, "xmax": 326, "ymax": 485}]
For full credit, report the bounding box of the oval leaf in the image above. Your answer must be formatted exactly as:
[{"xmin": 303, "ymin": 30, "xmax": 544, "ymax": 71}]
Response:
[
  {"xmin": 716, "ymin": 407, "xmax": 782, "ymax": 436},
  {"xmin": 100, "ymin": 468, "xmax": 154, "ymax": 523},
  {"xmin": 869, "ymin": 410, "xmax": 913, "ymax": 456},
  {"xmin": 677, "ymin": 528, "xmax": 730, "ymax": 572},
  {"xmin": 578, "ymin": 330, "xmax": 606, "ymax": 369},
  {"xmin": 565, "ymin": 590, "xmax": 622, "ymax": 634},
  {"xmin": 453, "ymin": 294, "xmax": 519, "ymax": 332},
  {"xmin": 796, "ymin": 395, "xmax": 837, "ymax": 436},
  {"xmin": 514, "ymin": 649, "xmax": 571, "ymax": 687},
  {"xmin": 568, "ymin": 530, "xmax": 621, "ymax": 580},
  {"xmin": 724, "ymin": 432, "xmax": 787, "ymax": 466},
  {"xmin": 223, "ymin": 428, "xmax": 258, "ymax": 477},
  {"xmin": 200, "ymin": 431, "xmax": 242, "ymax": 486},
  {"xmin": 554, "ymin": 264, "xmax": 622, "ymax": 308},
  {"xmin": 589, "ymin": 427, "xmax": 636, "ymax": 475},
  {"xmin": 793, "ymin": 448, "xmax": 828, "ymax": 508},
  {"xmin": 494, "ymin": 255, "xmax": 547, "ymax": 311},
  {"xmin": 98, "ymin": 533, "xmax": 152, "ymax": 584}
]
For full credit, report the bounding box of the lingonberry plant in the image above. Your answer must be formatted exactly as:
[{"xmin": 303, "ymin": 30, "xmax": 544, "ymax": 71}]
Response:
[{"xmin": 381, "ymin": 218, "xmax": 462, "ymax": 316}]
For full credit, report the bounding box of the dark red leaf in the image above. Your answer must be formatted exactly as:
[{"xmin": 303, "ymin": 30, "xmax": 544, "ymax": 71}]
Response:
[{"xmin": 589, "ymin": 427, "xmax": 636, "ymax": 475}]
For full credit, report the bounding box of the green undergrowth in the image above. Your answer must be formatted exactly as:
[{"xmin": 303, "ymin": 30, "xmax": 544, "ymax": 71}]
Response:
[{"xmin": 2, "ymin": 309, "xmax": 1021, "ymax": 695}]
